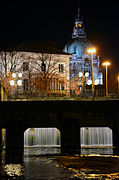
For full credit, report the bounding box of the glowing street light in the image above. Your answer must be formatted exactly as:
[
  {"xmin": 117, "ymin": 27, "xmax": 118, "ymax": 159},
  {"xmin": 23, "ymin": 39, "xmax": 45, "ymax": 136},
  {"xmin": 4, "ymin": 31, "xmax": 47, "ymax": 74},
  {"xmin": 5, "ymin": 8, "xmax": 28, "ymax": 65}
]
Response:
[
  {"xmin": 102, "ymin": 61, "xmax": 111, "ymax": 96},
  {"xmin": 10, "ymin": 72, "xmax": 22, "ymax": 99},
  {"xmin": 87, "ymin": 48, "xmax": 96, "ymax": 96},
  {"xmin": 10, "ymin": 80, "xmax": 15, "ymax": 86}
]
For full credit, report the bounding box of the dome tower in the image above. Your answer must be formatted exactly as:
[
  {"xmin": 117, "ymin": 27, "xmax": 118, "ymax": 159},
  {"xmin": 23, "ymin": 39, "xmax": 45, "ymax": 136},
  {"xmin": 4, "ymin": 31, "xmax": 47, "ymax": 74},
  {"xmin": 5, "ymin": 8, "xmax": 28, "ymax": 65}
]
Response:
[
  {"xmin": 64, "ymin": 8, "xmax": 103, "ymax": 86},
  {"xmin": 72, "ymin": 8, "xmax": 86, "ymax": 39}
]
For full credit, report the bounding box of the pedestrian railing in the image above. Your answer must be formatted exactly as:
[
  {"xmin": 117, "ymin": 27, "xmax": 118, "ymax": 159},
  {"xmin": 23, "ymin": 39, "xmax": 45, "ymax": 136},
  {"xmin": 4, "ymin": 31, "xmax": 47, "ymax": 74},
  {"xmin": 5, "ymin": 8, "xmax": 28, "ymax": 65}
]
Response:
[{"xmin": 4, "ymin": 89, "xmax": 119, "ymax": 101}]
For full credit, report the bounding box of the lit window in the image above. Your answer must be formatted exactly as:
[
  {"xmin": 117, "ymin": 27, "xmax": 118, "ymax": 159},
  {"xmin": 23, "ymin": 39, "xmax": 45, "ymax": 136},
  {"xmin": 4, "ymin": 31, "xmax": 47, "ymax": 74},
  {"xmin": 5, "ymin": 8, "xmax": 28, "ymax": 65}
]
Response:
[
  {"xmin": 59, "ymin": 81, "xmax": 64, "ymax": 90},
  {"xmin": 79, "ymin": 24, "xmax": 81, "ymax": 28}
]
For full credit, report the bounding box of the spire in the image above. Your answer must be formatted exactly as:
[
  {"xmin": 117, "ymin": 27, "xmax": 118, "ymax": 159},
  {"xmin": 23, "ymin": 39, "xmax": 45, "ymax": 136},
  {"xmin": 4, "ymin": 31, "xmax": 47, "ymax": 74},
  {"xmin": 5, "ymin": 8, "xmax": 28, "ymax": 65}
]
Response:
[
  {"xmin": 77, "ymin": 8, "xmax": 80, "ymax": 20},
  {"xmin": 72, "ymin": 5, "xmax": 86, "ymax": 39}
]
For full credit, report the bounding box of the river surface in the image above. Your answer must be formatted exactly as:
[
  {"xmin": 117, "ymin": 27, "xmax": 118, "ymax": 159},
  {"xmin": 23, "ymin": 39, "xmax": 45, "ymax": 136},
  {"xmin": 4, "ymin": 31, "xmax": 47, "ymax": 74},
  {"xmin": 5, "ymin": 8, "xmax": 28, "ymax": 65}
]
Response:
[{"xmin": 0, "ymin": 147, "xmax": 119, "ymax": 179}]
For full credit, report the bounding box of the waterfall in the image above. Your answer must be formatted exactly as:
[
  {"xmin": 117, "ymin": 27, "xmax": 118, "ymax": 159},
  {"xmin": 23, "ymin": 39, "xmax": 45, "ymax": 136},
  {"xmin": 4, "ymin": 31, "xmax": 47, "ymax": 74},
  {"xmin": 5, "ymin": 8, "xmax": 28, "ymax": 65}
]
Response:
[
  {"xmin": 24, "ymin": 127, "xmax": 112, "ymax": 147},
  {"xmin": 24, "ymin": 128, "xmax": 61, "ymax": 147},
  {"xmin": 81, "ymin": 127, "xmax": 112, "ymax": 146}
]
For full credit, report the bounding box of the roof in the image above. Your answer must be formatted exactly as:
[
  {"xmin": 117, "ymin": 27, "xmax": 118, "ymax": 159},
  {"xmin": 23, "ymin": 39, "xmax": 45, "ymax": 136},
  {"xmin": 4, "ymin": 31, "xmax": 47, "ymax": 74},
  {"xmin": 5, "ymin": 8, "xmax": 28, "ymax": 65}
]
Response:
[{"xmin": 7, "ymin": 40, "xmax": 70, "ymax": 55}]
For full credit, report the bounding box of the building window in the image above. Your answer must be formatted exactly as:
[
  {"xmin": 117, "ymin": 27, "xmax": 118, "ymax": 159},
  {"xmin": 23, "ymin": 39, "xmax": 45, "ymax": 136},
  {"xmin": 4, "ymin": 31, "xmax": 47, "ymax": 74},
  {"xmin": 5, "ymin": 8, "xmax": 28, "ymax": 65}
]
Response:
[
  {"xmin": 41, "ymin": 62, "xmax": 46, "ymax": 72},
  {"xmin": 74, "ymin": 46, "xmax": 77, "ymax": 54},
  {"xmin": 59, "ymin": 81, "xmax": 64, "ymax": 90},
  {"xmin": 79, "ymin": 23, "xmax": 81, "ymax": 28},
  {"xmin": 0, "ymin": 62, "xmax": 2, "ymax": 71},
  {"xmin": 23, "ymin": 62, "xmax": 29, "ymax": 71},
  {"xmin": 59, "ymin": 64, "xmax": 64, "ymax": 73},
  {"xmin": 24, "ymin": 79, "xmax": 29, "ymax": 90}
]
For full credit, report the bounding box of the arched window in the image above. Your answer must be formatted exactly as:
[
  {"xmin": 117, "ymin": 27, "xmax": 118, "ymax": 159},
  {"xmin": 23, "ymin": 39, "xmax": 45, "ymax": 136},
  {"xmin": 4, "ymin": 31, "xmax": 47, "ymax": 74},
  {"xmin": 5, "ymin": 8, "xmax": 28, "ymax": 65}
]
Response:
[{"xmin": 74, "ymin": 46, "xmax": 77, "ymax": 54}]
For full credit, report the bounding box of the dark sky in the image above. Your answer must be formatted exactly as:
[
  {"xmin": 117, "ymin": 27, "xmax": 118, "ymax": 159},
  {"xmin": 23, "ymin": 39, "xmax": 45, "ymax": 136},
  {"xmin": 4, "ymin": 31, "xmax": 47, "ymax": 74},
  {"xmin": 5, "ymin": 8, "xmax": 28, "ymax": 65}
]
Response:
[{"xmin": 0, "ymin": 0, "xmax": 119, "ymax": 74}]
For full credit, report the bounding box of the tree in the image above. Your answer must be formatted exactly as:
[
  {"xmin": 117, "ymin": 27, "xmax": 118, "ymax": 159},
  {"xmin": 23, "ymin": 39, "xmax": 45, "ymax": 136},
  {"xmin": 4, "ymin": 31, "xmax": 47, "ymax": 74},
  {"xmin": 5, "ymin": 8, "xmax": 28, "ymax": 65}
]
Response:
[
  {"xmin": 25, "ymin": 53, "xmax": 68, "ymax": 97},
  {"xmin": 0, "ymin": 51, "xmax": 23, "ymax": 95}
]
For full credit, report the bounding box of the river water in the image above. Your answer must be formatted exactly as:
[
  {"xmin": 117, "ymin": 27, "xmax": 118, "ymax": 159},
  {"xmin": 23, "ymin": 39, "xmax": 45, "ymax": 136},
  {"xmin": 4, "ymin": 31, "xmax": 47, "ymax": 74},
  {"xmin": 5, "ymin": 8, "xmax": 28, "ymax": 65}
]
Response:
[
  {"xmin": 0, "ymin": 127, "xmax": 119, "ymax": 179},
  {"xmin": 1, "ymin": 147, "xmax": 119, "ymax": 179}
]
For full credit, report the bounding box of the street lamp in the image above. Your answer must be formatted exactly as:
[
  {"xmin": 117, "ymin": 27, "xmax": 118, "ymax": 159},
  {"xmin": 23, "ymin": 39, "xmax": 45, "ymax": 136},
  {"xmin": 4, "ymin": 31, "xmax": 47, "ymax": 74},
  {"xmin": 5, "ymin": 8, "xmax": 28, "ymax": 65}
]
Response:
[
  {"xmin": 118, "ymin": 76, "xmax": 119, "ymax": 96},
  {"xmin": 10, "ymin": 73, "xmax": 22, "ymax": 99},
  {"xmin": 102, "ymin": 62, "xmax": 111, "ymax": 96},
  {"xmin": 87, "ymin": 48, "xmax": 96, "ymax": 97}
]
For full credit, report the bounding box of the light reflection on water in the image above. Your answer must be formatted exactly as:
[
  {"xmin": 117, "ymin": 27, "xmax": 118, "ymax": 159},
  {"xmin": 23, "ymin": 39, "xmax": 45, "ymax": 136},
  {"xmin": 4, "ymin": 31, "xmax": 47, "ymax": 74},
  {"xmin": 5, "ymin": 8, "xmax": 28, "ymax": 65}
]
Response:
[
  {"xmin": 24, "ymin": 147, "xmax": 61, "ymax": 156},
  {"xmin": 81, "ymin": 147, "xmax": 113, "ymax": 155},
  {"xmin": 1, "ymin": 147, "xmax": 119, "ymax": 179},
  {"xmin": 70, "ymin": 169, "xmax": 119, "ymax": 179},
  {"xmin": 4, "ymin": 164, "xmax": 24, "ymax": 177}
]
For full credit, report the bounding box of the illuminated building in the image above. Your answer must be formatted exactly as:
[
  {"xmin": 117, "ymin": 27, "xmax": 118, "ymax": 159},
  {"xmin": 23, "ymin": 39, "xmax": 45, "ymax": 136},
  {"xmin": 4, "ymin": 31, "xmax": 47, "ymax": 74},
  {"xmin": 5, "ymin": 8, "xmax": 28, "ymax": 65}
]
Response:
[
  {"xmin": 64, "ymin": 9, "xmax": 103, "ymax": 87},
  {"xmin": 0, "ymin": 41, "xmax": 70, "ymax": 97}
]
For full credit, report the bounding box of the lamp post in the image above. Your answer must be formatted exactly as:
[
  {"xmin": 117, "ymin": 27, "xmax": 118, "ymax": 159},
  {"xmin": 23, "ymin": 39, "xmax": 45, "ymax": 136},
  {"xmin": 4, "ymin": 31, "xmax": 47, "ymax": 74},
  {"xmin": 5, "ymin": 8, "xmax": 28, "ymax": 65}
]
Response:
[
  {"xmin": 10, "ymin": 72, "xmax": 22, "ymax": 99},
  {"xmin": 87, "ymin": 48, "xmax": 96, "ymax": 97},
  {"xmin": 118, "ymin": 76, "xmax": 119, "ymax": 96},
  {"xmin": 0, "ymin": 83, "xmax": 4, "ymax": 101},
  {"xmin": 102, "ymin": 62, "xmax": 110, "ymax": 96}
]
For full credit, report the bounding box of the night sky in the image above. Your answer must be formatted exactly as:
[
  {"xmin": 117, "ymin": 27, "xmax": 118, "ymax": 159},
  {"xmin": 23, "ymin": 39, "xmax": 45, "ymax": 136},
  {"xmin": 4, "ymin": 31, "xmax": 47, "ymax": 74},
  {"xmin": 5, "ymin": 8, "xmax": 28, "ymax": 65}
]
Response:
[{"xmin": 0, "ymin": 0, "xmax": 119, "ymax": 74}]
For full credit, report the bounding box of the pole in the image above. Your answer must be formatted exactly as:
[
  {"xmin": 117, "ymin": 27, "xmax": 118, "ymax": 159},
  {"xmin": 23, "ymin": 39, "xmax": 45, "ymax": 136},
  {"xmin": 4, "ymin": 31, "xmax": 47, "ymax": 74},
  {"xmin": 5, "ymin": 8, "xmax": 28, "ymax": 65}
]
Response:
[
  {"xmin": 106, "ymin": 65, "xmax": 108, "ymax": 96},
  {"xmin": 118, "ymin": 77, "xmax": 119, "ymax": 96},
  {"xmin": 0, "ymin": 83, "xmax": 4, "ymax": 148},
  {"xmin": 1, "ymin": 83, "xmax": 4, "ymax": 101},
  {"xmin": 91, "ymin": 53, "xmax": 94, "ymax": 96}
]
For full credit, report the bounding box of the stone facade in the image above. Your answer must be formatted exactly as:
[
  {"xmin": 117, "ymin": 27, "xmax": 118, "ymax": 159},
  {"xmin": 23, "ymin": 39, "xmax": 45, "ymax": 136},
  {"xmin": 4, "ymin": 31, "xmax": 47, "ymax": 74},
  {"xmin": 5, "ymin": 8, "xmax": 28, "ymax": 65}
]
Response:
[{"xmin": 0, "ymin": 47, "xmax": 71, "ymax": 98}]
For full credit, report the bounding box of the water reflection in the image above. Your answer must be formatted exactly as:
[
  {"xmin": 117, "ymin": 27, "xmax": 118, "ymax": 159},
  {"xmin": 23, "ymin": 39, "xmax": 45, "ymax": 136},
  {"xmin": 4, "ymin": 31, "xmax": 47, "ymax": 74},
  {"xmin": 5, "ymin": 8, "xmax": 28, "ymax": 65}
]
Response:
[
  {"xmin": 4, "ymin": 164, "xmax": 24, "ymax": 177},
  {"xmin": 1, "ymin": 147, "xmax": 119, "ymax": 179},
  {"xmin": 24, "ymin": 147, "xmax": 61, "ymax": 156},
  {"xmin": 81, "ymin": 147, "xmax": 113, "ymax": 155},
  {"xmin": 70, "ymin": 168, "xmax": 119, "ymax": 179}
]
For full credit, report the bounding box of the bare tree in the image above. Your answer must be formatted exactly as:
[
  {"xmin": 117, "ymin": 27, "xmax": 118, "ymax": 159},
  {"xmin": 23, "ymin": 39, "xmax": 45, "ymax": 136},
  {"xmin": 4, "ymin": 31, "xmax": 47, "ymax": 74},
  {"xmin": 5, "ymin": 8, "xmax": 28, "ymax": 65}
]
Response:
[
  {"xmin": 0, "ymin": 51, "xmax": 24, "ymax": 94},
  {"xmin": 25, "ymin": 53, "xmax": 68, "ymax": 97}
]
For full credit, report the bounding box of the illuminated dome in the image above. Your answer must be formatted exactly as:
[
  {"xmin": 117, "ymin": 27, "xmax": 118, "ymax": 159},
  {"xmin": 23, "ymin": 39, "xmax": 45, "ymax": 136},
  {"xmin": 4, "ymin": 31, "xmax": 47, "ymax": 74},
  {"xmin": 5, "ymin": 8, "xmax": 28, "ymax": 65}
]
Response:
[
  {"xmin": 63, "ymin": 8, "xmax": 103, "ymax": 85},
  {"xmin": 64, "ymin": 37, "xmax": 92, "ymax": 58},
  {"xmin": 64, "ymin": 9, "xmax": 93, "ymax": 58}
]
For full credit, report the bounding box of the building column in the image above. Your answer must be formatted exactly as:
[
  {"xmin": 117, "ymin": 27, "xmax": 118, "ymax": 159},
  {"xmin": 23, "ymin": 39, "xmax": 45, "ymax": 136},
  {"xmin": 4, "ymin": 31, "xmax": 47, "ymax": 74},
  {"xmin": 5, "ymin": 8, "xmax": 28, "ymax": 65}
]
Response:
[
  {"xmin": 0, "ymin": 129, "xmax": 2, "ymax": 149},
  {"xmin": 113, "ymin": 127, "xmax": 119, "ymax": 155},
  {"xmin": 0, "ymin": 128, "xmax": 4, "ymax": 149},
  {"xmin": 61, "ymin": 125, "xmax": 81, "ymax": 155},
  {"xmin": 5, "ymin": 126, "xmax": 24, "ymax": 164}
]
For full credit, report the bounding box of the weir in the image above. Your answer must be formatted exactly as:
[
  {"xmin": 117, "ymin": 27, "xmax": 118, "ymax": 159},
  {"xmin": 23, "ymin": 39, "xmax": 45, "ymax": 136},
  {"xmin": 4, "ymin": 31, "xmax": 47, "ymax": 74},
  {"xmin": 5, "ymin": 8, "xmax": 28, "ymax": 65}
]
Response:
[
  {"xmin": 81, "ymin": 127, "xmax": 112, "ymax": 146},
  {"xmin": 24, "ymin": 127, "xmax": 112, "ymax": 147},
  {"xmin": 1, "ymin": 100, "xmax": 119, "ymax": 162},
  {"xmin": 24, "ymin": 128, "xmax": 61, "ymax": 147}
]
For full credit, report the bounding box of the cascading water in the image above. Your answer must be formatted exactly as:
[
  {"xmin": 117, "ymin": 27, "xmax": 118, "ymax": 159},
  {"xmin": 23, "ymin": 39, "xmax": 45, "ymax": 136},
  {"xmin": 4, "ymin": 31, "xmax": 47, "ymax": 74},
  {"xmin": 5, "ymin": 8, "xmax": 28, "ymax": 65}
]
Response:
[
  {"xmin": 81, "ymin": 127, "xmax": 112, "ymax": 146},
  {"xmin": 24, "ymin": 127, "xmax": 112, "ymax": 147},
  {"xmin": 24, "ymin": 128, "xmax": 61, "ymax": 147}
]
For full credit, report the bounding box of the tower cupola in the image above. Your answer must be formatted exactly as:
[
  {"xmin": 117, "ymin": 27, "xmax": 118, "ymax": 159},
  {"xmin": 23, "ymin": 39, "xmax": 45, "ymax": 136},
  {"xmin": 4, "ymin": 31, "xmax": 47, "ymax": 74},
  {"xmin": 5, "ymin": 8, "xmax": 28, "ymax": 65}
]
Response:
[{"xmin": 72, "ymin": 8, "xmax": 86, "ymax": 39}]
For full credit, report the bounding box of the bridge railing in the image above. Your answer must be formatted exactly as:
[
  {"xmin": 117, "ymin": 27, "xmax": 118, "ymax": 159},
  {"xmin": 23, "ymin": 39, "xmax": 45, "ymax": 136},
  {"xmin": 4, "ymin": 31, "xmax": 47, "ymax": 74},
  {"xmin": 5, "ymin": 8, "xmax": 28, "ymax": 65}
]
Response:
[{"xmin": 5, "ymin": 89, "xmax": 119, "ymax": 101}]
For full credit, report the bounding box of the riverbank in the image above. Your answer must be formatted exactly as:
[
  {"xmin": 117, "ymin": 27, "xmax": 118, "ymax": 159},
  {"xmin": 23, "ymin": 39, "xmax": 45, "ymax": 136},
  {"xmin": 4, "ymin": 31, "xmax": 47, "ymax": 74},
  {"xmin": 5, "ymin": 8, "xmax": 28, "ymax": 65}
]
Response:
[{"xmin": 53, "ymin": 155, "xmax": 119, "ymax": 179}]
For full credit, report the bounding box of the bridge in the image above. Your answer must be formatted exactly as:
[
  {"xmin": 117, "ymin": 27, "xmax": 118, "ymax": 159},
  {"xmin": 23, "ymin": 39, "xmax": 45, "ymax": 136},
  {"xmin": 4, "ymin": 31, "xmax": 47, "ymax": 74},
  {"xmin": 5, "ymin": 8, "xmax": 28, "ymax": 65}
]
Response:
[{"xmin": 0, "ymin": 99, "xmax": 119, "ymax": 163}]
